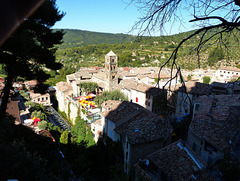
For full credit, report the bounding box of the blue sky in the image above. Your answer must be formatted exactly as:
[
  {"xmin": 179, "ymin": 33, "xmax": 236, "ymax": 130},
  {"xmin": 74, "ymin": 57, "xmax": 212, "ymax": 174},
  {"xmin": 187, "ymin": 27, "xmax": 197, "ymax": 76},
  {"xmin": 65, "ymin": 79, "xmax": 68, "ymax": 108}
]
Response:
[{"xmin": 53, "ymin": 0, "xmax": 195, "ymax": 35}]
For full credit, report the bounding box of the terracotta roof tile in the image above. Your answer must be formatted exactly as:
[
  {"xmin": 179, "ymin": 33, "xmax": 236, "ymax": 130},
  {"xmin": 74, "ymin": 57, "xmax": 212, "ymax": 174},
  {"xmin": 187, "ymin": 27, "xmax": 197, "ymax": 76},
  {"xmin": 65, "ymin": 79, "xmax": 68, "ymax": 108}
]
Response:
[
  {"xmin": 190, "ymin": 95, "xmax": 240, "ymax": 150},
  {"xmin": 119, "ymin": 79, "xmax": 153, "ymax": 93},
  {"xmin": 146, "ymin": 140, "xmax": 215, "ymax": 181},
  {"xmin": 92, "ymin": 71, "xmax": 106, "ymax": 81},
  {"xmin": 115, "ymin": 111, "xmax": 172, "ymax": 145},
  {"xmin": 56, "ymin": 81, "xmax": 72, "ymax": 92},
  {"xmin": 102, "ymin": 101, "xmax": 173, "ymax": 145}
]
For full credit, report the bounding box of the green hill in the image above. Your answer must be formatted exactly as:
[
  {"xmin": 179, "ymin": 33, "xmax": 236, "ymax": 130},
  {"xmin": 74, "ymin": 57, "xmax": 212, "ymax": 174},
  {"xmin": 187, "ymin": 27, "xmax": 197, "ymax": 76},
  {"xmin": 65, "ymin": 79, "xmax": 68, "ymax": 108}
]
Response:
[{"xmin": 54, "ymin": 29, "xmax": 136, "ymax": 48}]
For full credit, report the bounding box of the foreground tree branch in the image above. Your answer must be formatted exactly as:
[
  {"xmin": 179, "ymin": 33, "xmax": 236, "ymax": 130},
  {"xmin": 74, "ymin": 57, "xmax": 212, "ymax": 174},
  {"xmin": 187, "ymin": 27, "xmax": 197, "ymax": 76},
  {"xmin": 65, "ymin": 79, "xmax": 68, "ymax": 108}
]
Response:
[
  {"xmin": 0, "ymin": 0, "xmax": 64, "ymax": 120},
  {"xmin": 128, "ymin": 0, "xmax": 240, "ymax": 113}
]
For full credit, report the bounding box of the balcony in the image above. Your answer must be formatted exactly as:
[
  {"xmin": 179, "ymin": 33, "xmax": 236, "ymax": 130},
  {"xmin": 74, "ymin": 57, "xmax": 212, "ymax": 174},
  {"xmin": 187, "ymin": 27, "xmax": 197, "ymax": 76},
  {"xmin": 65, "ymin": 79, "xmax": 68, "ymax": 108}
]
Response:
[{"xmin": 86, "ymin": 113, "xmax": 101, "ymax": 124}]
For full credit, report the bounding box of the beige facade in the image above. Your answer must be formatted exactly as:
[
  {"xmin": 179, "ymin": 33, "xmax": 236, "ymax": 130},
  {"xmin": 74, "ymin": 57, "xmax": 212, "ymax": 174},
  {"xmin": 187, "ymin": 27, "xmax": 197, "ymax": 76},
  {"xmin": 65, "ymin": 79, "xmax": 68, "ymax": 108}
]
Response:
[
  {"xmin": 30, "ymin": 93, "xmax": 51, "ymax": 106},
  {"xmin": 56, "ymin": 81, "xmax": 73, "ymax": 112}
]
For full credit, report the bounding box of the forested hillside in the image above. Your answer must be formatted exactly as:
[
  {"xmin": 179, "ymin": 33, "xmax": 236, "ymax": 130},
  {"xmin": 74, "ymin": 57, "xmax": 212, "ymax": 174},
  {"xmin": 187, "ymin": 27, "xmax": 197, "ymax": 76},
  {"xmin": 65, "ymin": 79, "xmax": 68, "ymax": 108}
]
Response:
[{"xmin": 54, "ymin": 29, "xmax": 136, "ymax": 48}]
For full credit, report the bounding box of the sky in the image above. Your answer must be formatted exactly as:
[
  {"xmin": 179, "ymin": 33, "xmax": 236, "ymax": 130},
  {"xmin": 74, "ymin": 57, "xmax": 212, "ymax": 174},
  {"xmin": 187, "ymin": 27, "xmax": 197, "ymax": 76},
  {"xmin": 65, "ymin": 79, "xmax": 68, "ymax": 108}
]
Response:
[{"xmin": 53, "ymin": 0, "xmax": 195, "ymax": 36}]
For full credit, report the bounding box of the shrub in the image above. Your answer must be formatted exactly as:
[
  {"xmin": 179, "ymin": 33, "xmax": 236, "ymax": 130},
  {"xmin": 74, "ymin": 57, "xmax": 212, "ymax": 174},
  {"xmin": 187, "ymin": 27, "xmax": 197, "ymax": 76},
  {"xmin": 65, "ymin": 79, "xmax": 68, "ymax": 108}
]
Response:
[{"xmin": 203, "ymin": 76, "xmax": 211, "ymax": 84}]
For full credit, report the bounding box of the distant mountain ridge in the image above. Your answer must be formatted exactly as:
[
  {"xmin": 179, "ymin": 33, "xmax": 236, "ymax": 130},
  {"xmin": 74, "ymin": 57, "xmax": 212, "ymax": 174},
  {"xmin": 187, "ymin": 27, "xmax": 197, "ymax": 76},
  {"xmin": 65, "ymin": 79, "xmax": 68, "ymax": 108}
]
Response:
[{"xmin": 54, "ymin": 29, "xmax": 136, "ymax": 48}]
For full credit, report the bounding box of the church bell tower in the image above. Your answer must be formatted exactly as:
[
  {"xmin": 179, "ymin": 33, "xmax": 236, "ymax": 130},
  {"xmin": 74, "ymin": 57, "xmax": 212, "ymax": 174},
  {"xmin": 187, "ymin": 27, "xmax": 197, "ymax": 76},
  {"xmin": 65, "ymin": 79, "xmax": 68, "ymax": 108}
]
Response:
[{"xmin": 105, "ymin": 51, "xmax": 118, "ymax": 91}]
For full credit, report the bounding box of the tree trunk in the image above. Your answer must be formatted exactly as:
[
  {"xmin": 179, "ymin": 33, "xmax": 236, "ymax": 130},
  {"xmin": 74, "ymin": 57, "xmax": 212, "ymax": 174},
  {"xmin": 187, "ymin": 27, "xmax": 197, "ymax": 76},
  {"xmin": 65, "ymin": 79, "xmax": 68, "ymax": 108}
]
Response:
[{"xmin": 0, "ymin": 66, "xmax": 13, "ymax": 121}]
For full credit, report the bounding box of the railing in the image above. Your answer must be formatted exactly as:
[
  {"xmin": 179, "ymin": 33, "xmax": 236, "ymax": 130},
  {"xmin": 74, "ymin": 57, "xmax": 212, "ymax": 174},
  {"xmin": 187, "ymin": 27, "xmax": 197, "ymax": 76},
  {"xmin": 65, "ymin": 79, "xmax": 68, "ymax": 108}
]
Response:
[
  {"xmin": 86, "ymin": 114, "xmax": 101, "ymax": 124},
  {"xmin": 49, "ymin": 106, "xmax": 71, "ymax": 131}
]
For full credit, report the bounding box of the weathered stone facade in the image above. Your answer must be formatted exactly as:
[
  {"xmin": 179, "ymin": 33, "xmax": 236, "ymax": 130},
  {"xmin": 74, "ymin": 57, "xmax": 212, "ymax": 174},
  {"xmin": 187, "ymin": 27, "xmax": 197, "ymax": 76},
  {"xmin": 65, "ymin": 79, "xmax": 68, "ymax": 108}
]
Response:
[{"xmin": 105, "ymin": 51, "xmax": 118, "ymax": 91}]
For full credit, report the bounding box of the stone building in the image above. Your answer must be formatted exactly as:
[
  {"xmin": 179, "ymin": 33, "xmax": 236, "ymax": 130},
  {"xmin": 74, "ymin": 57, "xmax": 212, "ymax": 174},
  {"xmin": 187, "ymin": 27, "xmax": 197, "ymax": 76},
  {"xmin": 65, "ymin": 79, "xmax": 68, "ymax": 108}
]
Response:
[
  {"xmin": 104, "ymin": 50, "xmax": 118, "ymax": 91},
  {"xmin": 100, "ymin": 100, "xmax": 172, "ymax": 174},
  {"xmin": 135, "ymin": 140, "xmax": 215, "ymax": 181},
  {"xmin": 188, "ymin": 95, "xmax": 240, "ymax": 165}
]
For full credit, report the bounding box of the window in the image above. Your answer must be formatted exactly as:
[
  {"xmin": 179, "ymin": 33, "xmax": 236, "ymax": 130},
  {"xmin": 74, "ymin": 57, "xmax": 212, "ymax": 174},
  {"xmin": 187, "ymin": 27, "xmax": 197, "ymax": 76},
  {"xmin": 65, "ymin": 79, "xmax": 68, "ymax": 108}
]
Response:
[
  {"xmin": 126, "ymin": 152, "xmax": 128, "ymax": 160},
  {"xmin": 136, "ymin": 97, "xmax": 138, "ymax": 102},
  {"xmin": 148, "ymin": 102, "xmax": 150, "ymax": 106},
  {"xmin": 46, "ymin": 97, "xmax": 48, "ymax": 100},
  {"xmin": 111, "ymin": 59, "xmax": 114, "ymax": 63},
  {"xmin": 126, "ymin": 141, "xmax": 128, "ymax": 149},
  {"xmin": 42, "ymin": 97, "xmax": 44, "ymax": 101},
  {"xmin": 38, "ymin": 98, "xmax": 40, "ymax": 101}
]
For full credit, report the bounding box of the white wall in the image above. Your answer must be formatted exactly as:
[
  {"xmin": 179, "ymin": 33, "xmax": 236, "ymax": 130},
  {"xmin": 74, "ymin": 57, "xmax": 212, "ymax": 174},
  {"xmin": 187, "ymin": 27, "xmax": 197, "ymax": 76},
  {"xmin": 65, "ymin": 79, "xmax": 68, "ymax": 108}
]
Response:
[
  {"xmin": 69, "ymin": 101, "xmax": 79, "ymax": 124},
  {"xmin": 72, "ymin": 81, "xmax": 79, "ymax": 97},
  {"xmin": 56, "ymin": 88, "xmax": 65, "ymax": 112},
  {"xmin": 215, "ymin": 69, "xmax": 240, "ymax": 82},
  {"xmin": 131, "ymin": 89, "xmax": 146, "ymax": 108},
  {"xmin": 31, "ymin": 94, "xmax": 51, "ymax": 106},
  {"xmin": 121, "ymin": 88, "xmax": 131, "ymax": 101}
]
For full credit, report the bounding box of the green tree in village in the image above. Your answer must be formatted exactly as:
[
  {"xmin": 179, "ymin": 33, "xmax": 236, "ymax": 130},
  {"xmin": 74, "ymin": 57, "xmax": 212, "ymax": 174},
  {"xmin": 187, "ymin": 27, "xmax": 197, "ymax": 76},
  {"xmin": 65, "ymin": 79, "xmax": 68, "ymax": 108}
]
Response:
[
  {"xmin": 24, "ymin": 101, "xmax": 36, "ymax": 108},
  {"xmin": 60, "ymin": 130, "xmax": 69, "ymax": 144},
  {"xmin": 37, "ymin": 120, "xmax": 48, "ymax": 130},
  {"xmin": 187, "ymin": 75, "xmax": 192, "ymax": 81},
  {"xmin": 94, "ymin": 90, "xmax": 128, "ymax": 107},
  {"xmin": 203, "ymin": 76, "xmax": 211, "ymax": 84},
  {"xmin": 71, "ymin": 117, "xmax": 95, "ymax": 147},
  {"xmin": 19, "ymin": 91, "xmax": 30, "ymax": 101},
  {"xmin": 71, "ymin": 117, "xmax": 87, "ymax": 143},
  {"xmin": 85, "ymin": 130, "xmax": 95, "ymax": 147},
  {"xmin": 31, "ymin": 110, "xmax": 47, "ymax": 121},
  {"xmin": 79, "ymin": 82, "xmax": 98, "ymax": 94},
  {"xmin": 0, "ymin": 0, "xmax": 65, "ymax": 120}
]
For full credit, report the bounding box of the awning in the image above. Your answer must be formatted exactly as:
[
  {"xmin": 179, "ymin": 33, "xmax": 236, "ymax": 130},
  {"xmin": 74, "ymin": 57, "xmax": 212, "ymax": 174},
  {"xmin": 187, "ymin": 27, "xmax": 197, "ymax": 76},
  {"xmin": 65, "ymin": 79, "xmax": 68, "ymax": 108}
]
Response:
[
  {"xmin": 32, "ymin": 117, "xmax": 41, "ymax": 122},
  {"xmin": 88, "ymin": 93, "xmax": 96, "ymax": 97},
  {"xmin": 85, "ymin": 93, "xmax": 96, "ymax": 99},
  {"xmin": 76, "ymin": 96, "xmax": 86, "ymax": 101},
  {"xmin": 24, "ymin": 119, "xmax": 34, "ymax": 124},
  {"xmin": 85, "ymin": 95, "xmax": 92, "ymax": 99}
]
